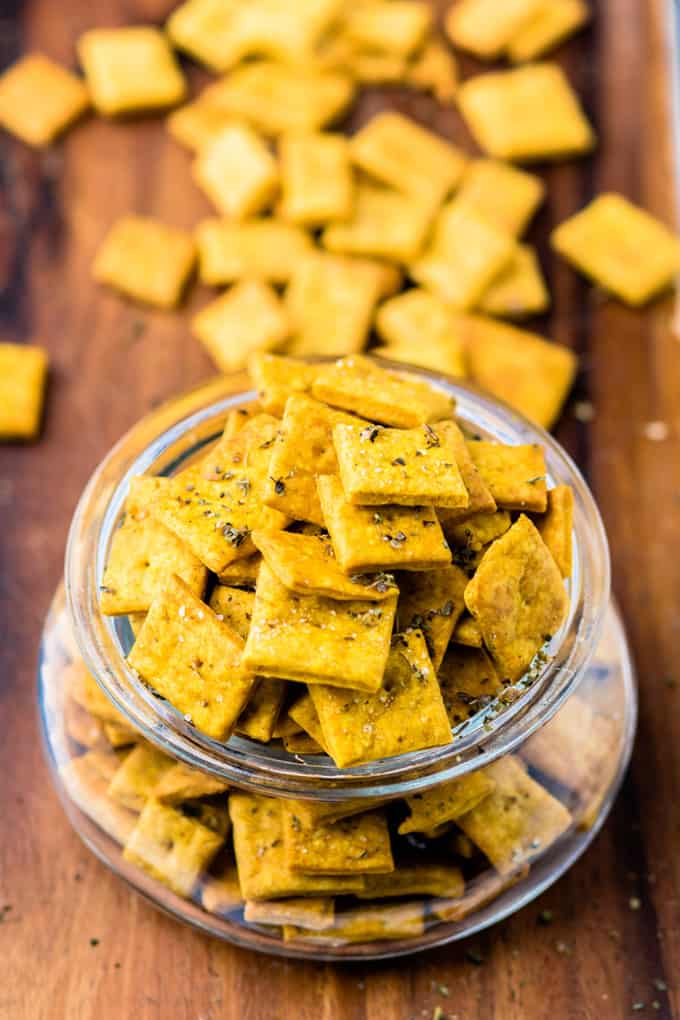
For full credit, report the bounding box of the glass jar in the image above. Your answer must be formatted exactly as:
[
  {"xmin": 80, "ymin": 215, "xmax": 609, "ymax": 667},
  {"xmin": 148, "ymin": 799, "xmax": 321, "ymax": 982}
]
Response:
[{"xmin": 38, "ymin": 369, "xmax": 637, "ymax": 961}]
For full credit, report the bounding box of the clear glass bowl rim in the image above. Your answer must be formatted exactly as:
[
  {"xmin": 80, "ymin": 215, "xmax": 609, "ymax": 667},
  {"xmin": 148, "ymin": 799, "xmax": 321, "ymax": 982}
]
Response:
[{"xmin": 64, "ymin": 363, "xmax": 611, "ymax": 801}]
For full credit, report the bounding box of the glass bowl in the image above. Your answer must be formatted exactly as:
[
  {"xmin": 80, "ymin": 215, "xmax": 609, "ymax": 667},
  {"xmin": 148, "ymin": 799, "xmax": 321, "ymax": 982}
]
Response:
[{"xmin": 37, "ymin": 368, "xmax": 637, "ymax": 959}]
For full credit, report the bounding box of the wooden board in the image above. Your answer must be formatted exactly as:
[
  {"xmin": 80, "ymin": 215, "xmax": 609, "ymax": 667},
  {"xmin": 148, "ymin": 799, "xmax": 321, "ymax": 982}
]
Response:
[{"xmin": 1, "ymin": 1, "xmax": 679, "ymax": 1017}]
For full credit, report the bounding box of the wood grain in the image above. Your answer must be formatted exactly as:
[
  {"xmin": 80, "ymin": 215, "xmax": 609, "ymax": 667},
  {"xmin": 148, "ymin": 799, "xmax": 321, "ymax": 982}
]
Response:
[{"xmin": 1, "ymin": 1, "xmax": 679, "ymax": 1017}]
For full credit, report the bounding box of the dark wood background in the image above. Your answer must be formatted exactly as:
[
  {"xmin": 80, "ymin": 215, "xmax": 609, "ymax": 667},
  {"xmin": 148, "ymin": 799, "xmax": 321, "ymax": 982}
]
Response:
[{"xmin": 1, "ymin": 1, "xmax": 679, "ymax": 1017}]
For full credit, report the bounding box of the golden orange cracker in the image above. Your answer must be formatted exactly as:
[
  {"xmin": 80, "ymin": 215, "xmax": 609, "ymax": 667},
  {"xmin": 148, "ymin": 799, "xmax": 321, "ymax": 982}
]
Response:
[
  {"xmin": 166, "ymin": 98, "xmax": 235, "ymax": 151},
  {"xmin": 252, "ymin": 528, "xmax": 398, "ymax": 601},
  {"xmin": 284, "ymin": 732, "xmax": 325, "ymax": 754},
  {"xmin": 127, "ymin": 574, "xmax": 256, "ymax": 740},
  {"xmin": 192, "ymin": 123, "xmax": 279, "ymax": 219},
  {"xmin": 202, "ymin": 61, "xmax": 355, "ymax": 135},
  {"xmin": 445, "ymin": 0, "xmax": 543, "ymax": 59},
  {"xmin": 0, "ymin": 342, "xmax": 48, "ymax": 440},
  {"xmin": 208, "ymin": 584, "xmax": 254, "ymax": 638},
  {"xmin": 442, "ymin": 509, "xmax": 512, "ymax": 553},
  {"xmin": 236, "ymin": 678, "xmax": 287, "ymax": 742},
  {"xmin": 349, "ymin": 111, "xmax": 466, "ymax": 207},
  {"xmin": 333, "ymin": 421, "xmax": 469, "ymax": 508},
  {"xmin": 150, "ymin": 469, "xmax": 288, "ymax": 573},
  {"xmin": 438, "ymin": 644, "xmax": 504, "ymax": 726},
  {"xmin": 432, "ymin": 419, "xmax": 496, "ymax": 525},
  {"xmin": 551, "ymin": 193, "xmax": 680, "ymax": 306},
  {"xmin": 406, "ymin": 36, "xmax": 459, "ymax": 103},
  {"xmin": 201, "ymin": 859, "xmax": 244, "ymax": 915},
  {"xmin": 196, "ymin": 218, "xmax": 312, "ymax": 286},
  {"xmin": 283, "ymin": 807, "xmax": 394, "ymax": 875},
  {"xmin": 398, "ymin": 770, "xmax": 496, "ymax": 835},
  {"xmin": 153, "ymin": 762, "xmax": 228, "ymax": 805},
  {"xmin": 248, "ymin": 352, "xmax": 318, "ymax": 415},
  {"xmin": 432, "ymin": 865, "xmax": 528, "ymax": 921},
  {"xmin": 65, "ymin": 659, "xmax": 130, "ymax": 727},
  {"xmin": 457, "ymin": 62, "xmax": 596, "ymax": 162},
  {"xmin": 60, "ymin": 753, "xmax": 138, "ymax": 845},
  {"xmin": 410, "ymin": 200, "xmax": 515, "ymax": 310},
  {"xmin": 345, "ymin": 2, "xmax": 432, "ymax": 57},
  {"xmin": 479, "ymin": 245, "xmax": 550, "ymax": 319},
  {"xmin": 242, "ymin": 563, "xmax": 397, "ymax": 692},
  {"xmin": 310, "ymin": 630, "xmax": 451, "ymax": 767},
  {"xmin": 229, "ymin": 793, "xmax": 365, "ymax": 899},
  {"xmin": 222, "ymin": 404, "xmax": 263, "ymax": 439},
  {"xmin": 460, "ymin": 314, "xmax": 577, "ymax": 429},
  {"xmin": 263, "ymin": 394, "xmax": 363, "ymax": 525},
  {"xmin": 344, "ymin": 48, "xmax": 408, "ymax": 85},
  {"xmin": 244, "ymin": 897, "xmax": 335, "ymax": 930},
  {"xmin": 396, "ymin": 564, "xmax": 468, "ymax": 670},
  {"xmin": 123, "ymin": 799, "xmax": 224, "ymax": 897},
  {"xmin": 166, "ymin": 0, "xmax": 241, "ymax": 72},
  {"xmin": 283, "ymin": 902, "xmax": 424, "ymax": 944},
  {"xmin": 455, "ymin": 159, "xmax": 545, "ymax": 237},
  {"xmin": 312, "ymin": 355, "xmax": 455, "ymax": 428},
  {"xmin": 78, "ymin": 27, "xmax": 186, "ymax": 116},
  {"xmin": 451, "ymin": 613, "xmax": 483, "ymax": 648},
  {"xmin": 534, "ymin": 484, "xmax": 574, "ymax": 578},
  {"xmin": 322, "ymin": 181, "xmax": 434, "ymax": 263},
  {"xmin": 92, "ymin": 217, "xmax": 196, "ymax": 310},
  {"xmin": 102, "ymin": 720, "xmax": 138, "ymax": 749},
  {"xmin": 466, "ymin": 440, "xmax": 547, "ymax": 512},
  {"xmin": 318, "ymin": 474, "xmax": 451, "ymax": 574},
  {"xmin": 202, "ymin": 413, "xmax": 281, "ymax": 483},
  {"xmin": 194, "ymin": 281, "xmax": 290, "ymax": 374},
  {"xmin": 358, "ymin": 862, "xmax": 464, "ymax": 899},
  {"xmin": 285, "ymin": 252, "xmax": 382, "ymax": 357},
  {"xmin": 287, "ymin": 692, "xmax": 329, "ymax": 752},
  {"xmin": 508, "ymin": 0, "xmax": 590, "ymax": 63},
  {"xmin": 464, "ymin": 514, "xmax": 568, "ymax": 681},
  {"xmin": 278, "ymin": 131, "xmax": 353, "ymax": 226},
  {"xmin": 101, "ymin": 477, "xmax": 207, "ymax": 615},
  {"xmin": 457, "ymin": 755, "xmax": 572, "ymax": 874},
  {"xmin": 375, "ymin": 289, "xmax": 466, "ymax": 379},
  {"xmin": 0, "ymin": 54, "xmax": 89, "ymax": 147},
  {"xmin": 108, "ymin": 743, "xmax": 175, "ymax": 812}
]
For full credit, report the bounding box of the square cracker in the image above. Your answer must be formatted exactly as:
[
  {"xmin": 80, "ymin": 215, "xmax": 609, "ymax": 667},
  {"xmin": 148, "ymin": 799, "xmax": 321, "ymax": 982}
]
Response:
[
  {"xmin": 208, "ymin": 584, "xmax": 254, "ymax": 639},
  {"xmin": 311, "ymin": 355, "xmax": 455, "ymax": 428},
  {"xmin": 279, "ymin": 132, "xmax": 354, "ymax": 226},
  {"xmin": 358, "ymin": 862, "xmax": 464, "ymax": 900},
  {"xmin": 534, "ymin": 483, "xmax": 574, "ymax": 578},
  {"xmin": 457, "ymin": 755, "xmax": 572, "ymax": 874},
  {"xmin": 282, "ymin": 806, "xmax": 394, "ymax": 875},
  {"xmin": 192, "ymin": 123, "xmax": 279, "ymax": 220},
  {"xmin": 406, "ymin": 36, "xmax": 459, "ymax": 103},
  {"xmin": 396, "ymin": 564, "xmax": 468, "ymax": 670},
  {"xmin": 310, "ymin": 629, "xmax": 452, "ymax": 767},
  {"xmin": 479, "ymin": 245, "xmax": 550, "ymax": 319},
  {"xmin": 229, "ymin": 793, "xmax": 366, "ymax": 899},
  {"xmin": 508, "ymin": 0, "xmax": 590, "ymax": 63},
  {"xmin": 154, "ymin": 762, "xmax": 228, "ymax": 805},
  {"xmin": 438, "ymin": 644, "xmax": 504, "ymax": 726},
  {"xmin": 92, "ymin": 216, "xmax": 196, "ymax": 310},
  {"xmin": 464, "ymin": 514, "xmax": 568, "ymax": 681},
  {"xmin": 251, "ymin": 529, "xmax": 399, "ymax": 601},
  {"xmin": 101, "ymin": 477, "xmax": 207, "ymax": 615},
  {"xmin": 166, "ymin": 0, "xmax": 241, "ymax": 72},
  {"xmin": 349, "ymin": 111, "xmax": 466, "ymax": 207},
  {"xmin": 108, "ymin": 743, "xmax": 175, "ymax": 812},
  {"xmin": 241, "ymin": 563, "xmax": 397, "ymax": 692},
  {"xmin": 345, "ymin": 3, "xmax": 432, "ymax": 57},
  {"xmin": 201, "ymin": 61, "xmax": 355, "ymax": 136},
  {"xmin": 410, "ymin": 200, "xmax": 515, "ymax": 310},
  {"xmin": 0, "ymin": 54, "xmax": 89, "ymax": 147},
  {"xmin": 460, "ymin": 314, "xmax": 577, "ymax": 429},
  {"xmin": 202, "ymin": 413, "xmax": 281, "ymax": 484},
  {"xmin": 78, "ymin": 27, "xmax": 186, "ymax": 116},
  {"xmin": 454, "ymin": 159, "xmax": 545, "ymax": 237},
  {"xmin": 318, "ymin": 474, "xmax": 451, "ymax": 574},
  {"xmin": 285, "ymin": 252, "xmax": 382, "ymax": 357},
  {"xmin": 287, "ymin": 691, "xmax": 330, "ymax": 752},
  {"xmin": 263, "ymin": 394, "xmax": 363, "ymax": 525},
  {"xmin": 150, "ymin": 469, "xmax": 289, "ymax": 573},
  {"xmin": 332, "ymin": 421, "xmax": 469, "ymax": 508},
  {"xmin": 196, "ymin": 218, "xmax": 312, "ymax": 286},
  {"xmin": 322, "ymin": 181, "xmax": 434, "ymax": 263},
  {"xmin": 398, "ymin": 769, "xmax": 496, "ymax": 834},
  {"xmin": 441, "ymin": 509, "xmax": 512, "ymax": 553},
  {"xmin": 431, "ymin": 419, "xmax": 496, "ymax": 526},
  {"xmin": 201, "ymin": 859, "xmax": 244, "ymax": 915},
  {"xmin": 217, "ymin": 554, "xmax": 262, "ymax": 587},
  {"xmin": 166, "ymin": 98, "xmax": 235, "ymax": 151},
  {"xmin": 244, "ymin": 897, "xmax": 335, "ymax": 931},
  {"xmin": 0, "ymin": 343, "xmax": 48, "ymax": 440},
  {"xmin": 551, "ymin": 193, "xmax": 680, "ymax": 306},
  {"xmin": 444, "ymin": 0, "xmax": 543, "ymax": 59},
  {"xmin": 375, "ymin": 289, "xmax": 466, "ymax": 379},
  {"xmin": 193, "ymin": 281, "xmax": 290, "ymax": 374},
  {"xmin": 127, "ymin": 574, "xmax": 256, "ymax": 740},
  {"xmin": 284, "ymin": 734, "xmax": 325, "ymax": 754},
  {"xmin": 236, "ymin": 678, "xmax": 287, "ymax": 742},
  {"xmin": 466, "ymin": 440, "xmax": 547, "ymax": 512},
  {"xmin": 451, "ymin": 614, "xmax": 483, "ymax": 648},
  {"xmin": 59, "ymin": 754, "xmax": 138, "ymax": 845},
  {"xmin": 456, "ymin": 63, "xmax": 596, "ymax": 162},
  {"xmin": 123, "ymin": 799, "xmax": 224, "ymax": 897},
  {"xmin": 248, "ymin": 352, "xmax": 318, "ymax": 416},
  {"xmin": 283, "ymin": 902, "xmax": 424, "ymax": 944}
]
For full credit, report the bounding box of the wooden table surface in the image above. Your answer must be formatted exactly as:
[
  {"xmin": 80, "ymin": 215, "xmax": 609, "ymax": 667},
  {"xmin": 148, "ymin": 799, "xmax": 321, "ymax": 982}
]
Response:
[{"xmin": 2, "ymin": 1, "xmax": 680, "ymax": 1017}]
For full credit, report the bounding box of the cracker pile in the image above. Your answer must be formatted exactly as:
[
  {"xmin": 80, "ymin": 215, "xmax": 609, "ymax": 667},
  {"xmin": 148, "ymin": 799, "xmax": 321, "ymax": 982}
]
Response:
[{"xmin": 3, "ymin": 0, "xmax": 680, "ymax": 445}]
